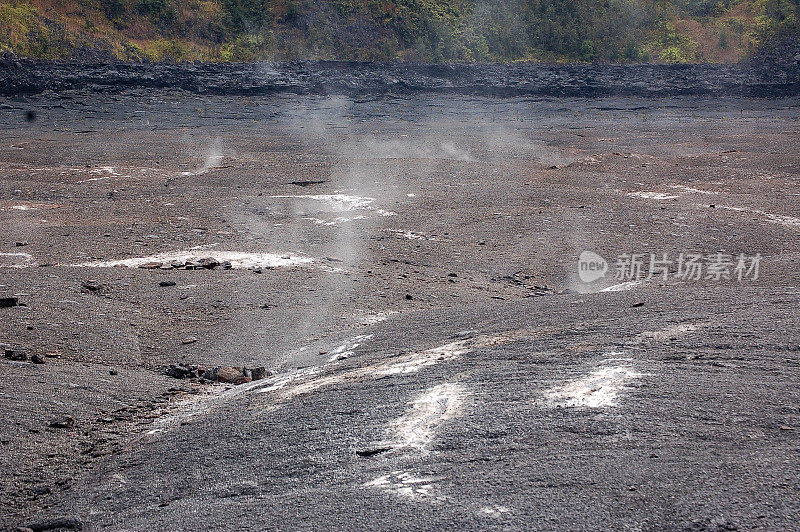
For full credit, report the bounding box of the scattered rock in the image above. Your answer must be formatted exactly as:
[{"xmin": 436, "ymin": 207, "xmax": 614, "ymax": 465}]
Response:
[
  {"xmin": 405, "ymin": 294, "xmax": 413, "ymax": 300},
  {"xmin": 166, "ymin": 363, "xmax": 193, "ymax": 379},
  {"xmin": 15, "ymin": 241, "xmax": 27, "ymax": 247},
  {"xmin": 159, "ymin": 281, "xmax": 176, "ymax": 287},
  {"xmin": 630, "ymin": 301, "xmax": 645, "ymax": 308},
  {"xmin": 31, "ymin": 354, "xmax": 45, "ymax": 364},
  {"xmin": 0, "ymin": 296, "xmax": 19, "ymax": 308},
  {"xmin": 198, "ymin": 257, "xmax": 219, "ymax": 269},
  {"xmin": 81, "ymin": 280, "xmax": 102, "ymax": 292},
  {"xmin": 181, "ymin": 336, "xmax": 198, "ymax": 345},
  {"xmin": 24, "ymin": 517, "xmax": 83, "ymax": 531},
  {"xmin": 214, "ymin": 366, "xmax": 246, "ymax": 383},
  {"xmin": 356, "ymin": 447, "xmax": 392, "ymax": 457},
  {"xmin": 290, "ymin": 179, "xmax": 329, "ymax": 187},
  {"xmin": 4, "ymin": 347, "xmax": 27, "ymax": 361},
  {"xmin": 109, "ymin": 369, "xmax": 118, "ymax": 375},
  {"xmin": 31, "ymin": 485, "xmax": 51, "ymax": 496},
  {"xmin": 166, "ymin": 363, "xmax": 269, "ymax": 385},
  {"xmin": 49, "ymin": 415, "xmax": 75, "ymax": 429},
  {"xmin": 250, "ymin": 366, "xmax": 268, "ymax": 380}
]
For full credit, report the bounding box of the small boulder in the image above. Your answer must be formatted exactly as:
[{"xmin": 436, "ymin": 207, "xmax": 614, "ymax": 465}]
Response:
[
  {"xmin": 4, "ymin": 348, "xmax": 26, "ymax": 361},
  {"xmin": 198, "ymin": 257, "xmax": 219, "ymax": 269},
  {"xmin": 49, "ymin": 415, "xmax": 75, "ymax": 429},
  {"xmin": 81, "ymin": 280, "xmax": 102, "ymax": 292},
  {"xmin": 166, "ymin": 364, "xmax": 191, "ymax": 379},
  {"xmin": 0, "ymin": 297, "xmax": 19, "ymax": 308},
  {"xmin": 24, "ymin": 517, "xmax": 83, "ymax": 531},
  {"xmin": 215, "ymin": 366, "xmax": 246, "ymax": 383},
  {"xmin": 250, "ymin": 366, "xmax": 268, "ymax": 380}
]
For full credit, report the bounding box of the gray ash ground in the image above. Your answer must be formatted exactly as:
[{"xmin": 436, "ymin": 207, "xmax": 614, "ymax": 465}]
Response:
[{"xmin": 0, "ymin": 74, "xmax": 799, "ymax": 530}]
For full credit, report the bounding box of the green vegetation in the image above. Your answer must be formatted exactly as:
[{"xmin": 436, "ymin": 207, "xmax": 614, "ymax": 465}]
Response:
[{"xmin": 0, "ymin": 0, "xmax": 796, "ymax": 62}]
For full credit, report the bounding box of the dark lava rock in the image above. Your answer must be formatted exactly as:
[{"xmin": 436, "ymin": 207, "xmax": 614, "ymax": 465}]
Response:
[
  {"xmin": 81, "ymin": 280, "xmax": 102, "ymax": 292},
  {"xmin": 356, "ymin": 447, "xmax": 392, "ymax": 457},
  {"xmin": 0, "ymin": 296, "xmax": 19, "ymax": 308},
  {"xmin": 168, "ymin": 363, "xmax": 270, "ymax": 385},
  {"xmin": 197, "ymin": 257, "xmax": 219, "ymax": 270},
  {"xmin": 4, "ymin": 347, "xmax": 27, "ymax": 361},
  {"xmin": 166, "ymin": 364, "xmax": 192, "ymax": 379},
  {"xmin": 198, "ymin": 257, "xmax": 219, "ymax": 269},
  {"xmin": 250, "ymin": 366, "xmax": 268, "ymax": 380},
  {"xmin": 49, "ymin": 415, "xmax": 75, "ymax": 429},
  {"xmin": 24, "ymin": 517, "xmax": 83, "ymax": 531},
  {"xmin": 31, "ymin": 485, "xmax": 51, "ymax": 496},
  {"xmin": 1, "ymin": 51, "xmax": 798, "ymax": 98},
  {"xmin": 31, "ymin": 354, "xmax": 45, "ymax": 364},
  {"xmin": 290, "ymin": 179, "xmax": 329, "ymax": 187},
  {"xmin": 159, "ymin": 281, "xmax": 176, "ymax": 287}
]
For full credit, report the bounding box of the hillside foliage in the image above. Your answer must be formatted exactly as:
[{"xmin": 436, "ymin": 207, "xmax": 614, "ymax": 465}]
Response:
[{"xmin": 0, "ymin": 0, "xmax": 797, "ymax": 62}]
